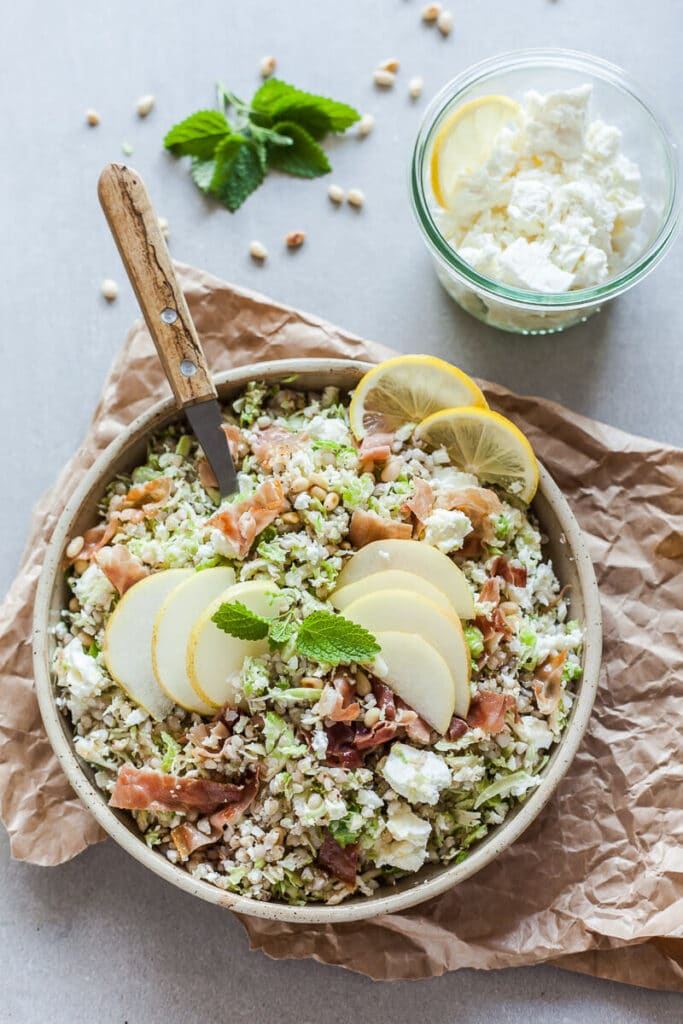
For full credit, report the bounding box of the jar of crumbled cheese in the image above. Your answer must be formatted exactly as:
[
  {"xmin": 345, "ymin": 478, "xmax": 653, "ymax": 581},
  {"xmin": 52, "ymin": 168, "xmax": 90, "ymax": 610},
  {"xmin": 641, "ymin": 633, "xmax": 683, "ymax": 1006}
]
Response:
[{"xmin": 411, "ymin": 50, "xmax": 681, "ymax": 335}]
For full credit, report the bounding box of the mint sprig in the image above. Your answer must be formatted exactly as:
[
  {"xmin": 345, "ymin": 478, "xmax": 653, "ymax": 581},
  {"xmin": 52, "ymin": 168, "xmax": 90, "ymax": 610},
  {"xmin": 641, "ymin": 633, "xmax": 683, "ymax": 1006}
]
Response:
[
  {"xmin": 164, "ymin": 79, "xmax": 360, "ymax": 212},
  {"xmin": 211, "ymin": 602, "xmax": 380, "ymax": 667}
]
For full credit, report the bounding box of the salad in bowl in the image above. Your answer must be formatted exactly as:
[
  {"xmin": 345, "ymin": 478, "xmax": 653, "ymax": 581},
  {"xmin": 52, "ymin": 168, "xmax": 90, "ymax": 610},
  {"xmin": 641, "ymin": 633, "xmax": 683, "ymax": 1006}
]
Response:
[{"xmin": 50, "ymin": 356, "xmax": 586, "ymax": 907}]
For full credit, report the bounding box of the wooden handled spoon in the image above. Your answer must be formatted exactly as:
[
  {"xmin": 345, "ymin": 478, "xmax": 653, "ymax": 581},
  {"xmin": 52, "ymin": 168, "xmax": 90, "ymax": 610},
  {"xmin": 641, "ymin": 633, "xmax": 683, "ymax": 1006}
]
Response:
[{"xmin": 98, "ymin": 163, "xmax": 237, "ymax": 497}]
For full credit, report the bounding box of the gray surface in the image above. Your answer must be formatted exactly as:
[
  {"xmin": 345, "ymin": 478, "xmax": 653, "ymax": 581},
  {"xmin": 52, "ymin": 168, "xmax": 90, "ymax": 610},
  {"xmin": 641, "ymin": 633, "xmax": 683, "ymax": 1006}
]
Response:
[{"xmin": 1, "ymin": 0, "xmax": 681, "ymax": 1020}]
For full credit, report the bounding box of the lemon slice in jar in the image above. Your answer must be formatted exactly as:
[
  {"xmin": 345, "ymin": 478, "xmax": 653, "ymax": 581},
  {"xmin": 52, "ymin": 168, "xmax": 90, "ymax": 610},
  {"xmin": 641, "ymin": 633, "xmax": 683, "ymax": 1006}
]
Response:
[
  {"xmin": 430, "ymin": 94, "xmax": 521, "ymax": 208},
  {"xmin": 349, "ymin": 355, "xmax": 487, "ymax": 440},
  {"xmin": 415, "ymin": 406, "xmax": 539, "ymax": 502}
]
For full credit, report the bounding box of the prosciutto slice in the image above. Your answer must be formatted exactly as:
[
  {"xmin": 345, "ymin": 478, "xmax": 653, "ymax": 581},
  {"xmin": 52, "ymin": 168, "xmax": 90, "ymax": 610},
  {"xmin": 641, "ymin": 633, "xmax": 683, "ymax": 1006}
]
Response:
[
  {"xmin": 117, "ymin": 477, "xmax": 173, "ymax": 523},
  {"xmin": 447, "ymin": 716, "xmax": 469, "ymax": 741},
  {"xmin": 323, "ymin": 723, "xmax": 364, "ymax": 769},
  {"xmin": 371, "ymin": 678, "xmax": 396, "ymax": 721},
  {"xmin": 466, "ymin": 690, "xmax": 516, "ymax": 734},
  {"xmin": 353, "ymin": 720, "xmax": 398, "ymax": 751},
  {"xmin": 437, "ymin": 486, "xmax": 503, "ymax": 556},
  {"xmin": 170, "ymin": 822, "xmax": 220, "ymax": 859},
  {"xmin": 358, "ymin": 432, "xmax": 393, "ymax": 467},
  {"xmin": 68, "ymin": 521, "xmax": 118, "ymax": 565},
  {"xmin": 316, "ymin": 672, "xmax": 361, "ymax": 723},
  {"xmin": 251, "ymin": 425, "xmax": 302, "ymax": 469},
  {"xmin": 479, "ymin": 577, "xmax": 501, "ymax": 607},
  {"xmin": 490, "ymin": 555, "xmax": 527, "ymax": 588},
  {"xmin": 95, "ymin": 545, "xmax": 149, "ymax": 595},
  {"xmin": 533, "ymin": 650, "xmax": 568, "ymax": 715},
  {"xmin": 198, "ymin": 425, "xmax": 245, "ymax": 489},
  {"xmin": 349, "ymin": 509, "xmax": 412, "ymax": 548},
  {"xmin": 401, "ymin": 478, "xmax": 434, "ymax": 535},
  {"xmin": 210, "ymin": 769, "xmax": 260, "ymax": 830},
  {"xmin": 318, "ymin": 831, "xmax": 359, "ymax": 886},
  {"xmin": 109, "ymin": 765, "xmax": 251, "ymax": 815},
  {"xmin": 207, "ymin": 478, "xmax": 288, "ymax": 559}
]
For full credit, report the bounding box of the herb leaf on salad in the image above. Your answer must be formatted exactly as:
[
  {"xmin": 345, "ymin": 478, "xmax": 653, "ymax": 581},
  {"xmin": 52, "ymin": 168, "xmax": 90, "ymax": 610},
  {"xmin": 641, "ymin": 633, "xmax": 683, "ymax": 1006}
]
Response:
[
  {"xmin": 164, "ymin": 79, "xmax": 360, "ymax": 211},
  {"xmin": 211, "ymin": 601, "xmax": 270, "ymax": 641}
]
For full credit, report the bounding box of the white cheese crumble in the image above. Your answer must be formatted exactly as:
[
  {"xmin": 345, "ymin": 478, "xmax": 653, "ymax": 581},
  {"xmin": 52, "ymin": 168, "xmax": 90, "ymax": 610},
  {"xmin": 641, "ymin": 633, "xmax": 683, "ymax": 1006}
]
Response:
[
  {"xmin": 422, "ymin": 508, "xmax": 472, "ymax": 554},
  {"xmin": 374, "ymin": 805, "xmax": 432, "ymax": 872},
  {"xmin": 382, "ymin": 743, "xmax": 451, "ymax": 805},
  {"xmin": 438, "ymin": 84, "xmax": 645, "ymax": 293},
  {"xmin": 57, "ymin": 638, "xmax": 108, "ymax": 720}
]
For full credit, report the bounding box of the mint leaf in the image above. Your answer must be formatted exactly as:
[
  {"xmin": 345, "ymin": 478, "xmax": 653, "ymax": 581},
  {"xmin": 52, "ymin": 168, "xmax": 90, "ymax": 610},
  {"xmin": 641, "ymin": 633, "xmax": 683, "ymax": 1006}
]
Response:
[
  {"xmin": 211, "ymin": 138, "xmax": 265, "ymax": 211},
  {"xmin": 191, "ymin": 157, "xmax": 216, "ymax": 191},
  {"xmin": 212, "ymin": 600, "xmax": 270, "ymax": 640},
  {"xmin": 164, "ymin": 110, "xmax": 231, "ymax": 158},
  {"xmin": 295, "ymin": 611, "xmax": 380, "ymax": 666},
  {"xmin": 209, "ymin": 134, "xmax": 250, "ymax": 188},
  {"xmin": 252, "ymin": 80, "xmax": 360, "ymax": 139},
  {"xmin": 268, "ymin": 122, "xmax": 331, "ymax": 178},
  {"xmin": 269, "ymin": 618, "xmax": 297, "ymax": 648}
]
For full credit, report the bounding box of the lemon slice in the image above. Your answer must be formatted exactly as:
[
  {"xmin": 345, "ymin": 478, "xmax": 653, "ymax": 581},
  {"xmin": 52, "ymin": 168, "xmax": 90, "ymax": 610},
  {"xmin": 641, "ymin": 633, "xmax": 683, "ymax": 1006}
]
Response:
[
  {"xmin": 415, "ymin": 406, "xmax": 539, "ymax": 502},
  {"xmin": 350, "ymin": 355, "xmax": 487, "ymax": 439},
  {"xmin": 430, "ymin": 94, "xmax": 521, "ymax": 208}
]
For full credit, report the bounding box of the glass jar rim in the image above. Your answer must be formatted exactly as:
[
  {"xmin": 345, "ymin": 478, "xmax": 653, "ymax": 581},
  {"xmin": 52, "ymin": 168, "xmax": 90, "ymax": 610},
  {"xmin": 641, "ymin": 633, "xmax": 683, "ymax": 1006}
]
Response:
[{"xmin": 410, "ymin": 48, "xmax": 682, "ymax": 309}]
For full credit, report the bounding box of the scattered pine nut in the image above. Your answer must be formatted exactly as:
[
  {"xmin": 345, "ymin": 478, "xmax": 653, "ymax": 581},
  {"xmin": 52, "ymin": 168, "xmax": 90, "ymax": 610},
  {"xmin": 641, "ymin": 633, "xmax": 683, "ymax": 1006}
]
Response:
[
  {"xmin": 286, "ymin": 230, "xmax": 305, "ymax": 249},
  {"xmin": 437, "ymin": 9, "xmax": 453, "ymax": 35},
  {"xmin": 324, "ymin": 492, "xmax": 340, "ymax": 512},
  {"xmin": 328, "ymin": 183, "xmax": 345, "ymax": 204},
  {"xmin": 282, "ymin": 511, "xmax": 301, "ymax": 525},
  {"xmin": 347, "ymin": 188, "xmax": 365, "ymax": 208},
  {"xmin": 68, "ymin": 597, "xmax": 80, "ymax": 613},
  {"xmin": 249, "ymin": 240, "xmax": 268, "ymax": 262},
  {"xmin": 373, "ymin": 69, "xmax": 395, "ymax": 88},
  {"xmin": 358, "ymin": 113, "xmax": 375, "ymax": 137},
  {"xmin": 409, "ymin": 76, "xmax": 424, "ymax": 99},
  {"xmin": 136, "ymin": 94, "xmax": 155, "ymax": 117},
  {"xmin": 158, "ymin": 216, "xmax": 170, "ymax": 239},
  {"xmin": 74, "ymin": 559, "xmax": 89, "ymax": 576},
  {"xmin": 121, "ymin": 141, "xmax": 133, "ymax": 156},
  {"xmin": 379, "ymin": 58, "xmax": 400, "ymax": 73},
  {"xmin": 364, "ymin": 707, "xmax": 381, "ymax": 728},
  {"xmin": 260, "ymin": 55, "xmax": 276, "ymax": 78},
  {"xmin": 422, "ymin": 3, "xmax": 441, "ymax": 22},
  {"xmin": 101, "ymin": 278, "xmax": 118, "ymax": 301},
  {"xmin": 85, "ymin": 109, "xmax": 100, "ymax": 126},
  {"xmin": 355, "ymin": 671, "xmax": 372, "ymax": 697},
  {"xmin": 66, "ymin": 536, "xmax": 85, "ymax": 560}
]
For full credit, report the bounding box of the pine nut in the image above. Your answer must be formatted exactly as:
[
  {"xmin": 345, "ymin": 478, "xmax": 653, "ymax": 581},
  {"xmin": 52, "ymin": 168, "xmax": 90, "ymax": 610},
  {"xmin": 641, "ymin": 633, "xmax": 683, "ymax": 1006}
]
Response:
[
  {"xmin": 347, "ymin": 188, "xmax": 365, "ymax": 208},
  {"xmin": 66, "ymin": 536, "xmax": 85, "ymax": 559},
  {"xmin": 364, "ymin": 707, "xmax": 381, "ymax": 727},
  {"xmin": 310, "ymin": 485, "xmax": 326, "ymax": 501},
  {"xmin": 68, "ymin": 597, "xmax": 80, "ymax": 613},
  {"xmin": 437, "ymin": 9, "xmax": 453, "ymax": 35},
  {"xmin": 409, "ymin": 76, "xmax": 424, "ymax": 99},
  {"xmin": 290, "ymin": 476, "xmax": 309, "ymax": 493},
  {"xmin": 422, "ymin": 3, "xmax": 441, "ymax": 22},
  {"xmin": 286, "ymin": 230, "xmax": 305, "ymax": 248},
  {"xmin": 78, "ymin": 631, "xmax": 93, "ymax": 647},
  {"xmin": 355, "ymin": 671, "xmax": 372, "ymax": 697},
  {"xmin": 249, "ymin": 240, "xmax": 268, "ymax": 262},
  {"xmin": 323, "ymin": 492, "xmax": 339, "ymax": 511},
  {"xmin": 73, "ymin": 559, "xmax": 89, "ymax": 576},
  {"xmin": 373, "ymin": 69, "xmax": 395, "ymax": 88},
  {"xmin": 328, "ymin": 183, "xmax": 345, "ymax": 204},
  {"xmin": 379, "ymin": 58, "xmax": 400, "ymax": 73},
  {"xmin": 358, "ymin": 113, "xmax": 375, "ymax": 137},
  {"xmin": 260, "ymin": 55, "xmax": 276, "ymax": 78},
  {"xmin": 101, "ymin": 279, "xmax": 118, "ymax": 301},
  {"xmin": 300, "ymin": 676, "xmax": 324, "ymax": 689},
  {"xmin": 381, "ymin": 457, "xmax": 402, "ymax": 482},
  {"xmin": 282, "ymin": 511, "xmax": 300, "ymax": 525},
  {"xmin": 309, "ymin": 473, "xmax": 328, "ymax": 490},
  {"xmin": 136, "ymin": 94, "xmax": 155, "ymax": 117},
  {"xmin": 85, "ymin": 109, "xmax": 100, "ymax": 126}
]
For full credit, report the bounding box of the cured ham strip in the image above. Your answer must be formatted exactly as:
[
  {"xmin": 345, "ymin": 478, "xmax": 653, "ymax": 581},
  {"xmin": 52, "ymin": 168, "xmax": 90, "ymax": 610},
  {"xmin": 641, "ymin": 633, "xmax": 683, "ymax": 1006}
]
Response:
[
  {"xmin": 349, "ymin": 509, "xmax": 412, "ymax": 548},
  {"xmin": 533, "ymin": 650, "xmax": 568, "ymax": 715},
  {"xmin": 401, "ymin": 713, "xmax": 432, "ymax": 744},
  {"xmin": 490, "ymin": 555, "xmax": 527, "ymax": 588},
  {"xmin": 437, "ymin": 486, "xmax": 503, "ymax": 556},
  {"xmin": 316, "ymin": 672, "xmax": 361, "ymax": 723},
  {"xmin": 117, "ymin": 477, "xmax": 172, "ymax": 522},
  {"xmin": 170, "ymin": 822, "xmax": 220, "ymax": 859},
  {"xmin": 251, "ymin": 425, "xmax": 302, "ymax": 469},
  {"xmin": 371, "ymin": 678, "xmax": 396, "ymax": 721},
  {"xmin": 401, "ymin": 478, "xmax": 434, "ymax": 536},
  {"xmin": 68, "ymin": 521, "xmax": 119, "ymax": 565},
  {"xmin": 207, "ymin": 478, "xmax": 288, "ymax": 559},
  {"xmin": 359, "ymin": 431, "xmax": 393, "ymax": 468},
  {"xmin": 95, "ymin": 545, "xmax": 148, "ymax": 595},
  {"xmin": 109, "ymin": 764, "xmax": 250, "ymax": 815},
  {"xmin": 353, "ymin": 720, "xmax": 398, "ymax": 751},
  {"xmin": 447, "ymin": 716, "xmax": 469, "ymax": 741},
  {"xmin": 466, "ymin": 690, "xmax": 516, "ymax": 734},
  {"xmin": 318, "ymin": 831, "xmax": 359, "ymax": 886},
  {"xmin": 479, "ymin": 577, "xmax": 501, "ymax": 607},
  {"xmin": 198, "ymin": 426, "xmax": 245, "ymax": 490},
  {"xmin": 323, "ymin": 723, "xmax": 364, "ymax": 769},
  {"xmin": 210, "ymin": 769, "xmax": 260, "ymax": 830}
]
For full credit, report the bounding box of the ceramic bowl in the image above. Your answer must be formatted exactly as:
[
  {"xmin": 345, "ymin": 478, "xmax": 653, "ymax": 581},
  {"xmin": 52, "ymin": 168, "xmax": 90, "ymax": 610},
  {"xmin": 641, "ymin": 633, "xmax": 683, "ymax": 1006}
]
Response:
[{"xmin": 33, "ymin": 358, "xmax": 602, "ymax": 923}]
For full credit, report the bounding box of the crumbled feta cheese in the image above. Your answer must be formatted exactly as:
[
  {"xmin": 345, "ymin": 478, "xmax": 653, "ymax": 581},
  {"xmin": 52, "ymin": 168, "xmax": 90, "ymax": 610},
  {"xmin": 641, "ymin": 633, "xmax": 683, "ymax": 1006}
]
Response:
[
  {"xmin": 382, "ymin": 743, "xmax": 451, "ymax": 805},
  {"xmin": 422, "ymin": 508, "xmax": 472, "ymax": 554},
  {"xmin": 514, "ymin": 715, "xmax": 554, "ymax": 751},
  {"xmin": 72, "ymin": 563, "xmax": 116, "ymax": 612},
  {"xmin": 374, "ymin": 805, "xmax": 431, "ymax": 872},
  {"xmin": 56, "ymin": 638, "xmax": 108, "ymax": 720}
]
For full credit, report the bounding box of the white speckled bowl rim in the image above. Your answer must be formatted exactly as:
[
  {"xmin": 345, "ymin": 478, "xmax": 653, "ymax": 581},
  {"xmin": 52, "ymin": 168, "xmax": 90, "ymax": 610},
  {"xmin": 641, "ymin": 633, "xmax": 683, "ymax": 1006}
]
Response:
[{"xmin": 33, "ymin": 358, "xmax": 602, "ymax": 924}]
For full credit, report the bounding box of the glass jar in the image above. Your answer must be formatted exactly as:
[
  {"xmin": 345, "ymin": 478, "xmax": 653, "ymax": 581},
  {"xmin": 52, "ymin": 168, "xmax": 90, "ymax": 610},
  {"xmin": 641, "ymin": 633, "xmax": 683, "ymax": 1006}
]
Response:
[{"xmin": 410, "ymin": 49, "xmax": 681, "ymax": 335}]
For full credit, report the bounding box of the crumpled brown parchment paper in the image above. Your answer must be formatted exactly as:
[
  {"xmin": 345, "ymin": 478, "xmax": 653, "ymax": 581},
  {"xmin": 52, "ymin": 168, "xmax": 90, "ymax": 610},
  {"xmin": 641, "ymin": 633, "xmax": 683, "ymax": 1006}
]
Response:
[{"xmin": 1, "ymin": 263, "xmax": 681, "ymax": 990}]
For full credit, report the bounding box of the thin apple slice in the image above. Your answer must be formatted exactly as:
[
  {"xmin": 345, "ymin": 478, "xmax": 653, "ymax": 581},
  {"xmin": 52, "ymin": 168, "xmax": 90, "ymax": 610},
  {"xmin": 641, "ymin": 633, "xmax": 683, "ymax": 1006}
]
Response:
[
  {"xmin": 104, "ymin": 568, "xmax": 193, "ymax": 720},
  {"xmin": 371, "ymin": 631, "xmax": 455, "ymax": 733},
  {"xmin": 331, "ymin": 569, "xmax": 452, "ymax": 614},
  {"xmin": 187, "ymin": 580, "xmax": 288, "ymax": 708},
  {"xmin": 152, "ymin": 566, "xmax": 236, "ymax": 715},
  {"xmin": 336, "ymin": 539, "xmax": 475, "ymax": 618},
  {"xmin": 343, "ymin": 589, "xmax": 470, "ymax": 717}
]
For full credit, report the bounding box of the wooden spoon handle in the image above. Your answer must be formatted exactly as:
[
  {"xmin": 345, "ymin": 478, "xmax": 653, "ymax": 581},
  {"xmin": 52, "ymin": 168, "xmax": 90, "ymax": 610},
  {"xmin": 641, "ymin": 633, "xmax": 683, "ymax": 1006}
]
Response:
[{"xmin": 98, "ymin": 163, "xmax": 217, "ymax": 408}]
